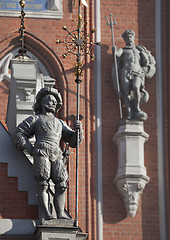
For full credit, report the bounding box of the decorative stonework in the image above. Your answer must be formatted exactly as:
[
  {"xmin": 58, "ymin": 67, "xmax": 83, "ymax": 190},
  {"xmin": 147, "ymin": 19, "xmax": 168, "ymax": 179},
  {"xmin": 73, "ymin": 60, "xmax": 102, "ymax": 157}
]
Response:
[
  {"xmin": 115, "ymin": 176, "xmax": 149, "ymax": 217},
  {"xmin": 114, "ymin": 120, "xmax": 150, "ymax": 217},
  {"xmin": 0, "ymin": 0, "xmax": 63, "ymax": 19}
]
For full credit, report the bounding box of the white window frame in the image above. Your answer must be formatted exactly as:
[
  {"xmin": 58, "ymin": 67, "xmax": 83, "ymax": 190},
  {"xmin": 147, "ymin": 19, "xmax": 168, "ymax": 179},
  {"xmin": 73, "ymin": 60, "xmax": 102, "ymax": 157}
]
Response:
[{"xmin": 0, "ymin": 0, "xmax": 62, "ymax": 19}]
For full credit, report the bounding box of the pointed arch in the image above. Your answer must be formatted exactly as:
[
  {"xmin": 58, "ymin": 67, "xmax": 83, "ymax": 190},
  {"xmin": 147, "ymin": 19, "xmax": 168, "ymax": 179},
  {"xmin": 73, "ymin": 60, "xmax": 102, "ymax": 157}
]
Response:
[{"xmin": 0, "ymin": 30, "xmax": 68, "ymax": 117}]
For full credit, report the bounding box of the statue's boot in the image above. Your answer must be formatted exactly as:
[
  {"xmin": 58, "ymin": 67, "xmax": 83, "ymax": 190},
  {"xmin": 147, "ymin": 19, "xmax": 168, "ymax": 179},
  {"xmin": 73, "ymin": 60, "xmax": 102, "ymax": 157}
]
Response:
[
  {"xmin": 54, "ymin": 188, "xmax": 69, "ymax": 219},
  {"xmin": 126, "ymin": 106, "xmax": 132, "ymax": 119},
  {"xmin": 38, "ymin": 184, "xmax": 54, "ymax": 220},
  {"xmin": 124, "ymin": 99, "xmax": 132, "ymax": 119},
  {"xmin": 134, "ymin": 111, "xmax": 148, "ymax": 121}
]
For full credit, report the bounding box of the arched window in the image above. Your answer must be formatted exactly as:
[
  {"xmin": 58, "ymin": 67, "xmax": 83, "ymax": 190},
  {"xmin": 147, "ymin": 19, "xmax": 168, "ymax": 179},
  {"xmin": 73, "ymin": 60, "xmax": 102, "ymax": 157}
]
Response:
[{"xmin": 0, "ymin": 47, "xmax": 50, "ymax": 83}]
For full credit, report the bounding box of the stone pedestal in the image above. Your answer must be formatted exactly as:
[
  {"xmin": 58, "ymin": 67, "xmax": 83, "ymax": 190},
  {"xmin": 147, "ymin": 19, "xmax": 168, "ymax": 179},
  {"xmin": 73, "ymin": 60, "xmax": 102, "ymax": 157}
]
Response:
[
  {"xmin": 35, "ymin": 219, "xmax": 88, "ymax": 240},
  {"xmin": 114, "ymin": 120, "xmax": 150, "ymax": 217}
]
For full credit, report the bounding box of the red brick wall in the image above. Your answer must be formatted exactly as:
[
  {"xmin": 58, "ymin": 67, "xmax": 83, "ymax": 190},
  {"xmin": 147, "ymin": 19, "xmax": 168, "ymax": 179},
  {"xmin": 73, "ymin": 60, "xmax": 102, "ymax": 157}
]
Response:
[
  {"xmin": 0, "ymin": 0, "xmax": 166, "ymax": 239},
  {"xmin": 101, "ymin": 0, "xmax": 159, "ymax": 239},
  {"xmin": 0, "ymin": 80, "xmax": 9, "ymax": 125},
  {"xmin": 0, "ymin": 163, "xmax": 38, "ymax": 219},
  {"xmin": 0, "ymin": 0, "xmax": 96, "ymax": 239}
]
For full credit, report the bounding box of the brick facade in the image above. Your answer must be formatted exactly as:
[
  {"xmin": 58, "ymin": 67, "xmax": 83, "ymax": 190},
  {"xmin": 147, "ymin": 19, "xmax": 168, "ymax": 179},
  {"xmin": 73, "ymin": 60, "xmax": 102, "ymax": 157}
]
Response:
[
  {"xmin": 101, "ymin": 0, "xmax": 159, "ymax": 239},
  {"xmin": 0, "ymin": 0, "xmax": 169, "ymax": 239}
]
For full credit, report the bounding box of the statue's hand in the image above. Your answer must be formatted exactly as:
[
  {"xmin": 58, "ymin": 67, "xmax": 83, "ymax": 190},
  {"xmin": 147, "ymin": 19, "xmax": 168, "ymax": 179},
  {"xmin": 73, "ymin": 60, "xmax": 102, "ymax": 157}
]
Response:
[
  {"xmin": 112, "ymin": 46, "xmax": 116, "ymax": 54},
  {"xmin": 74, "ymin": 120, "xmax": 84, "ymax": 144},
  {"xmin": 74, "ymin": 120, "xmax": 82, "ymax": 130},
  {"xmin": 24, "ymin": 142, "xmax": 34, "ymax": 156},
  {"xmin": 112, "ymin": 47, "xmax": 123, "ymax": 57}
]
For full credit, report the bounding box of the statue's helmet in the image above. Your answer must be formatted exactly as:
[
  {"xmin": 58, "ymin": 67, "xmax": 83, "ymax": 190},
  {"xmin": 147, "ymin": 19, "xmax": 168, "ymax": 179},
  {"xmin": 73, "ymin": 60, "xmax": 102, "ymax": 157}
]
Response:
[
  {"xmin": 122, "ymin": 29, "xmax": 135, "ymax": 40},
  {"xmin": 34, "ymin": 87, "xmax": 63, "ymax": 114}
]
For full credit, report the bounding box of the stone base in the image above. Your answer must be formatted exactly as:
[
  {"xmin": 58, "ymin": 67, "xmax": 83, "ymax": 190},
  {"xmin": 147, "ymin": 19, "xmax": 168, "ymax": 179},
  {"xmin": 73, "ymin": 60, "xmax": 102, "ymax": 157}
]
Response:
[
  {"xmin": 114, "ymin": 120, "xmax": 150, "ymax": 217},
  {"xmin": 35, "ymin": 219, "xmax": 88, "ymax": 240},
  {"xmin": 115, "ymin": 175, "xmax": 150, "ymax": 217}
]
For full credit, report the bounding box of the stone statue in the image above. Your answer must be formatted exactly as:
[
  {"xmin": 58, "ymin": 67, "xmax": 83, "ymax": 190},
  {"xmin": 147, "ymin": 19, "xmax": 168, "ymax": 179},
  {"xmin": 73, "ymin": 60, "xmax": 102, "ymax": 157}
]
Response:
[
  {"xmin": 112, "ymin": 29, "xmax": 156, "ymax": 121},
  {"xmin": 12, "ymin": 87, "xmax": 84, "ymax": 220}
]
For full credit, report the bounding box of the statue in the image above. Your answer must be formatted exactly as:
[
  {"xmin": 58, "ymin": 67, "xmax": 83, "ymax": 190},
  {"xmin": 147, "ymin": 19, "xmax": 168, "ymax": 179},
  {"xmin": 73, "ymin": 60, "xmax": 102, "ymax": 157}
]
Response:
[
  {"xmin": 112, "ymin": 29, "xmax": 156, "ymax": 121},
  {"xmin": 12, "ymin": 87, "xmax": 84, "ymax": 220}
]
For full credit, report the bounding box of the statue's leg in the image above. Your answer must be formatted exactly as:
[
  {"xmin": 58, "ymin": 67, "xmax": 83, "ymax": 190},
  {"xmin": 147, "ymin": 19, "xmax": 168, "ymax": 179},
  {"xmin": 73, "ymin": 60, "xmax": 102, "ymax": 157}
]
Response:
[
  {"xmin": 51, "ymin": 160, "xmax": 69, "ymax": 219},
  {"xmin": 37, "ymin": 180, "xmax": 54, "ymax": 220},
  {"xmin": 132, "ymin": 77, "xmax": 148, "ymax": 120},
  {"xmin": 34, "ymin": 155, "xmax": 54, "ymax": 220},
  {"xmin": 132, "ymin": 77, "xmax": 141, "ymax": 113},
  {"xmin": 121, "ymin": 77, "xmax": 132, "ymax": 119},
  {"xmin": 54, "ymin": 186, "xmax": 67, "ymax": 219}
]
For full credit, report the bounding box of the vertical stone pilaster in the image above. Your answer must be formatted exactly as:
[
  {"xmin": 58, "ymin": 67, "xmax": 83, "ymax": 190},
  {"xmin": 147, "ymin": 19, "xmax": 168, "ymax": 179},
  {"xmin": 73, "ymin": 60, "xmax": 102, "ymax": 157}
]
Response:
[{"xmin": 7, "ymin": 56, "xmax": 37, "ymax": 135}]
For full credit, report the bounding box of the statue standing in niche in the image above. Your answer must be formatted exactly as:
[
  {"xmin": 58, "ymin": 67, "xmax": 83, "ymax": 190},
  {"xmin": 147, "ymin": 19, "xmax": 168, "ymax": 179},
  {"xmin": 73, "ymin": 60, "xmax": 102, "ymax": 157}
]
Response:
[
  {"xmin": 112, "ymin": 29, "xmax": 156, "ymax": 121},
  {"xmin": 12, "ymin": 87, "xmax": 84, "ymax": 220}
]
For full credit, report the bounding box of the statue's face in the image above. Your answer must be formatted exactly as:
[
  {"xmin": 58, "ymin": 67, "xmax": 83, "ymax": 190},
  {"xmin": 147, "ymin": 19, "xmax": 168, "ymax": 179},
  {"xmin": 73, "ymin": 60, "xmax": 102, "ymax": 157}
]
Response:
[
  {"xmin": 124, "ymin": 34, "xmax": 135, "ymax": 46},
  {"xmin": 42, "ymin": 94, "xmax": 57, "ymax": 113}
]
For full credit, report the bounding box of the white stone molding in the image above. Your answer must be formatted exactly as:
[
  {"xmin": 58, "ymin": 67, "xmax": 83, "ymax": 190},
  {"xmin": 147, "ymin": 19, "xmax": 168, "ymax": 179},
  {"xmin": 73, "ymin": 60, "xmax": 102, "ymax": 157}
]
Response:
[
  {"xmin": 0, "ymin": 219, "xmax": 39, "ymax": 235},
  {"xmin": 0, "ymin": 52, "xmax": 13, "ymax": 82},
  {"xmin": 114, "ymin": 120, "xmax": 150, "ymax": 217},
  {"xmin": 0, "ymin": 0, "xmax": 63, "ymax": 19}
]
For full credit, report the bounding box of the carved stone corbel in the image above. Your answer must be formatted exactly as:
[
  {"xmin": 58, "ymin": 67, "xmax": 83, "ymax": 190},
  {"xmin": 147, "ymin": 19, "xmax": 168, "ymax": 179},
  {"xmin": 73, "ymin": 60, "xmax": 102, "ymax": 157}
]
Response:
[
  {"xmin": 114, "ymin": 120, "xmax": 150, "ymax": 217},
  {"xmin": 115, "ymin": 176, "xmax": 149, "ymax": 217}
]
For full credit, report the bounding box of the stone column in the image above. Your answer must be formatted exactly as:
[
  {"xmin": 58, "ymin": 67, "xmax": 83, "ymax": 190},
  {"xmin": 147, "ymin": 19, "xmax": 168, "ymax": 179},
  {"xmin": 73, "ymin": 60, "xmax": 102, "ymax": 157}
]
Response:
[{"xmin": 114, "ymin": 120, "xmax": 150, "ymax": 217}]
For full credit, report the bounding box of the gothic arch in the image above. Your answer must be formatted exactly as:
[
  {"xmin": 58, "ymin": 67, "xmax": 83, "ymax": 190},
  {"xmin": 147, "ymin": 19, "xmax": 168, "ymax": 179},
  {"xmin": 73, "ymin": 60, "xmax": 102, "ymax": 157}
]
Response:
[{"xmin": 0, "ymin": 31, "xmax": 68, "ymax": 117}]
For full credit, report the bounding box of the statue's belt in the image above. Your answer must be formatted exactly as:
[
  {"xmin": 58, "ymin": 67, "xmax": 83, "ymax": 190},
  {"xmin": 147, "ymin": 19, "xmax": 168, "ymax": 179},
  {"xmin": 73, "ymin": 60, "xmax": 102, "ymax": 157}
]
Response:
[
  {"xmin": 33, "ymin": 142, "xmax": 62, "ymax": 158},
  {"xmin": 127, "ymin": 70, "xmax": 144, "ymax": 80}
]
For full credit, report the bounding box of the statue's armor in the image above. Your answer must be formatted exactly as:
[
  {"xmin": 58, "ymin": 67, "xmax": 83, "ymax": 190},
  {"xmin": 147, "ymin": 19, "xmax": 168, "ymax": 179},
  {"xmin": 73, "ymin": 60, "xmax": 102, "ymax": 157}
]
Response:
[{"xmin": 14, "ymin": 114, "xmax": 79, "ymax": 188}]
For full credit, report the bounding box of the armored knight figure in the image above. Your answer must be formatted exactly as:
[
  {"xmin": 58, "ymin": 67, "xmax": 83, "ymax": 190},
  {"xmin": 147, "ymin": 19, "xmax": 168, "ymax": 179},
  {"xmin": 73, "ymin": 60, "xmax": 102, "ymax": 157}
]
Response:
[
  {"xmin": 12, "ymin": 87, "xmax": 84, "ymax": 220},
  {"xmin": 112, "ymin": 29, "xmax": 156, "ymax": 121}
]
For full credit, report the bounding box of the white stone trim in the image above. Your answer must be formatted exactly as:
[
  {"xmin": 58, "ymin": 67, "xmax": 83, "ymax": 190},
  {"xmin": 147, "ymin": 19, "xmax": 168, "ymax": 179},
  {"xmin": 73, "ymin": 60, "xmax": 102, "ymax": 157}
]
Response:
[
  {"xmin": 0, "ymin": 0, "xmax": 62, "ymax": 19},
  {"xmin": 0, "ymin": 219, "xmax": 39, "ymax": 235}
]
